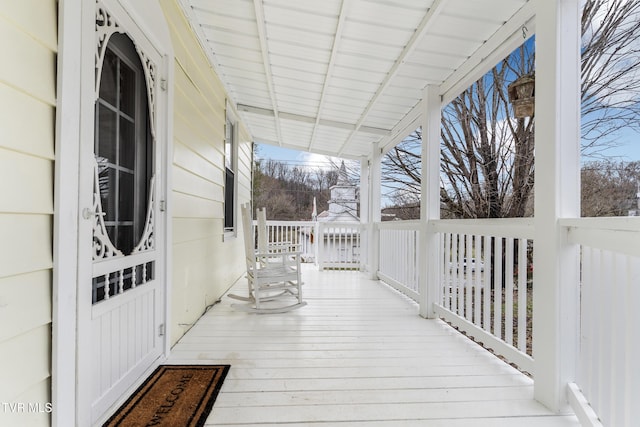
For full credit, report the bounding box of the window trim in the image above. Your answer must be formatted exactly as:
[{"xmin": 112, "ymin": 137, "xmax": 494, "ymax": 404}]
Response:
[{"xmin": 223, "ymin": 105, "xmax": 238, "ymax": 241}]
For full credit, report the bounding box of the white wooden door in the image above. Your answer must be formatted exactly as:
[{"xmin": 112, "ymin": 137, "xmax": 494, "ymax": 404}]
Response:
[{"xmin": 78, "ymin": 2, "xmax": 167, "ymax": 423}]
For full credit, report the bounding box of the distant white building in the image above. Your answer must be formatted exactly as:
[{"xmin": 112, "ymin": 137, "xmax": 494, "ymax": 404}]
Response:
[
  {"xmin": 304, "ymin": 162, "xmax": 361, "ymax": 268},
  {"xmin": 317, "ymin": 161, "xmax": 359, "ymax": 222}
]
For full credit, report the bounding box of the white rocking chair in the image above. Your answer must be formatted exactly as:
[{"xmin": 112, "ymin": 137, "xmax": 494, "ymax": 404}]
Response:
[
  {"xmin": 256, "ymin": 206, "xmax": 300, "ymax": 257},
  {"xmin": 229, "ymin": 203, "xmax": 306, "ymax": 313}
]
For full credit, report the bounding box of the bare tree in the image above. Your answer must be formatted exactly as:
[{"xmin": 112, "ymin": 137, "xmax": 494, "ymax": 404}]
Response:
[
  {"xmin": 382, "ymin": 0, "xmax": 640, "ymax": 218},
  {"xmin": 382, "ymin": 47, "xmax": 535, "ymax": 219},
  {"xmin": 253, "ymin": 152, "xmax": 342, "ymax": 220},
  {"xmin": 581, "ymin": 0, "xmax": 640, "ymax": 157},
  {"xmin": 581, "ymin": 160, "xmax": 640, "ymax": 216},
  {"xmin": 440, "ymin": 51, "xmax": 535, "ymax": 219},
  {"xmin": 381, "ymin": 132, "xmax": 421, "ymax": 201}
]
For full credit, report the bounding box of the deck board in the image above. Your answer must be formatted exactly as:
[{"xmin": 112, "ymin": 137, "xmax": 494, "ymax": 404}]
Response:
[{"xmin": 169, "ymin": 265, "xmax": 580, "ymax": 426}]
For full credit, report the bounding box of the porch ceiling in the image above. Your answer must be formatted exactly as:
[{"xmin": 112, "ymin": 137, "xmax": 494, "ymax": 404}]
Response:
[{"xmin": 180, "ymin": 0, "xmax": 533, "ymax": 159}]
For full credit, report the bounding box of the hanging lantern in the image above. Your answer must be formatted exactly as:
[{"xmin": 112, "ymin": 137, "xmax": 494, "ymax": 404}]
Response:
[{"xmin": 507, "ymin": 73, "xmax": 535, "ymax": 118}]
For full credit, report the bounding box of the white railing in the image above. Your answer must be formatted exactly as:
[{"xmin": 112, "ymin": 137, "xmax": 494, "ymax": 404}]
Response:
[
  {"xmin": 256, "ymin": 220, "xmax": 316, "ymax": 262},
  {"xmin": 257, "ymin": 220, "xmax": 363, "ymax": 269},
  {"xmin": 375, "ymin": 218, "xmax": 535, "ymax": 373},
  {"xmin": 316, "ymin": 221, "xmax": 363, "ymax": 270},
  {"xmin": 432, "ymin": 219, "xmax": 535, "ymax": 374},
  {"xmin": 260, "ymin": 216, "xmax": 640, "ymax": 426},
  {"xmin": 561, "ymin": 217, "xmax": 640, "ymax": 427},
  {"xmin": 377, "ymin": 220, "xmax": 420, "ymax": 301}
]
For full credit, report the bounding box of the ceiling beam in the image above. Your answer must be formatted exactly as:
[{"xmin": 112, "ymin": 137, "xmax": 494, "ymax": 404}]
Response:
[
  {"xmin": 378, "ymin": 102, "xmax": 423, "ymax": 155},
  {"xmin": 336, "ymin": 0, "xmax": 447, "ymax": 156},
  {"xmin": 237, "ymin": 103, "xmax": 390, "ymax": 135},
  {"xmin": 253, "ymin": 0, "xmax": 284, "ymax": 145},
  {"xmin": 307, "ymin": 0, "xmax": 350, "ymax": 152}
]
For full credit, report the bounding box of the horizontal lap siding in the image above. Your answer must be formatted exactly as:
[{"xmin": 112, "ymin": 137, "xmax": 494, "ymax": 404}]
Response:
[
  {"xmin": 161, "ymin": 0, "xmax": 251, "ymax": 346},
  {"xmin": 0, "ymin": 1, "xmax": 57, "ymax": 425}
]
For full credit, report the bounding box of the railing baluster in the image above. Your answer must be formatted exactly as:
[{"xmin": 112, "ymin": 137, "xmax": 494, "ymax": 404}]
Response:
[
  {"xmin": 444, "ymin": 233, "xmax": 451, "ymax": 309},
  {"xmin": 401, "ymin": 229, "xmax": 407, "ymax": 287},
  {"xmin": 611, "ymin": 252, "xmax": 627, "ymax": 426},
  {"xmin": 483, "ymin": 235, "xmax": 491, "ymax": 332},
  {"xmin": 340, "ymin": 226, "xmax": 343, "ymax": 266},
  {"xmin": 600, "ymin": 250, "xmax": 613, "ymax": 423},
  {"xmin": 628, "ymin": 254, "xmax": 640, "ymax": 426},
  {"xmin": 465, "ymin": 234, "xmax": 472, "ymax": 321},
  {"xmin": 413, "ymin": 230, "xmax": 419, "ymax": 291},
  {"xmin": 451, "ymin": 233, "xmax": 457, "ymax": 313},
  {"xmin": 457, "ymin": 233, "xmax": 464, "ymax": 316},
  {"xmin": 505, "ymin": 238, "xmax": 514, "ymax": 346},
  {"xmin": 474, "ymin": 234, "xmax": 482, "ymax": 325},
  {"xmin": 580, "ymin": 246, "xmax": 592, "ymax": 395},
  {"xmin": 494, "ymin": 237, "xmax": 503, "ymax": 339},
  {"xmin": 592, "ymin": 247, "xmax": 603, "ymax": 409},
  {"xmin": 517, "ymin": 238, "xmax": 527, "ymax": 352}
]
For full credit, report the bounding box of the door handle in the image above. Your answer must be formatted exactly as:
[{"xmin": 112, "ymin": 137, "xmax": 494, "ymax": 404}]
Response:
[{"xmin": 82, "ymin": 208, "xmax": 95, "ymax": 220}]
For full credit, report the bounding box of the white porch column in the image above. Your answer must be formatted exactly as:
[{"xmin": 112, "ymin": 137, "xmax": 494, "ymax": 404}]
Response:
[
  {"xmin": 53, "ymin": 1, "xmax": 82, "ymax": 425},
  {"xmin": 367, "ymin": 142, "xmax": 382, "ymax": 279},
  {"xmin": 419, "ymin": 85, "xmax": 441, "ymax": 319},
  {"xmin": 533, "ymin": 0, "xmax": 581, "ymax": 412},
  {"xmin": 359, "ymin": 156, "xmax": 369, "ymax": 272}
]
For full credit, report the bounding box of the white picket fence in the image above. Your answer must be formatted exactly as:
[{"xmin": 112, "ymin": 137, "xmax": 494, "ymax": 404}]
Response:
[{"xmin": 257, "ymin": 220, "xmax": 362, "ymax": 270}]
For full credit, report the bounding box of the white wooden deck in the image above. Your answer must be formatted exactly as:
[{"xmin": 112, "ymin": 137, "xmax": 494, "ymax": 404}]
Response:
[{"xmin": 169, "ymin": 265, "xmax": 580, "ymax": 426}]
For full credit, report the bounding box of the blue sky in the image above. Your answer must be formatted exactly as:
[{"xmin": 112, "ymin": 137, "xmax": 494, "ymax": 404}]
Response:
[{"xmin": 593, "ymin": 129, "xmax": 640, "ymax": 161}]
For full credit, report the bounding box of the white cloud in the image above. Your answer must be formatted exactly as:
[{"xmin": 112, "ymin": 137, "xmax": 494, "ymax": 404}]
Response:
[{"xmin": 296, "ymin": 151, "xmax": 359, "ymax": 173}]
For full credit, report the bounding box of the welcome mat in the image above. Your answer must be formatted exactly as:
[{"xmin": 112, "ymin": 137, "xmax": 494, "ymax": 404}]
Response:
[{"xmin": 103, "ymin": 365, "xmax": 230, "ymax": 427}]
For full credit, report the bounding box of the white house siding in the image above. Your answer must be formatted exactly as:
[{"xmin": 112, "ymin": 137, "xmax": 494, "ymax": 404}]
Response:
[
  {"xmin": 0, "ymin": 1, "xmax": 57, "ymax": 426},
  {"xmin": 161, "ymin": 0, "xmax": 252, "ymax": 346}
]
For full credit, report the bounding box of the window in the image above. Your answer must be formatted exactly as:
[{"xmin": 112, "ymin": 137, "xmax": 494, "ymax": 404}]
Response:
[
  {"xmin": 95, "ymin": 33, "xmax": 152, "ymax": 255},
  {"xmin": 224, "ymin": 116, "xmax": 237, "ymax": 233}
]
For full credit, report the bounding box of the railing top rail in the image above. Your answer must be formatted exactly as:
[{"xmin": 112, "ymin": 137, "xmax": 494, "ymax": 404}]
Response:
[
  {"xmin": 431, "ymin": 218, "xmax": 534, "ymax": 239},
  {"xmin": 317, "ymin": 221, "xmax": 365, "ymax": 228},
  {"xmin": 259, "ymin": 220, "xmax": 316, "ymax": 227},
  {"xmin": 377, "ymin": 219, "xmax": 422, "ymax": 230},
  {"xmin": 561, "ymin": 217, "xmax": 640, "ymax": 257},
  {"xmin": 560, "ymin": 216, "xmax": 640, "ymax": 233}
]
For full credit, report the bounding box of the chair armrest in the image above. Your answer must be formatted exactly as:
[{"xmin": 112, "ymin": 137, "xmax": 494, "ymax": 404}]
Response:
[
  {"xmin": 267, "ymin": 242, "xmax": 301, "ymax": 252},
  {"xmin": 256, "ymin": 250, "xmax": 301, "ymax": 258}
]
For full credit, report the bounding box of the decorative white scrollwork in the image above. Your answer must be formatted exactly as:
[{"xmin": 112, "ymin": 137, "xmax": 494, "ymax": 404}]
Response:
[
  {"xmin": 132, "ymin": 175, "xmax": 156, "ymax": 253},
  {"xmin": 137, "ymin": 49, "xmax": 157, "ymax": 138},
  {"xmin": 92, "ymin": 157, "xmax": 123, "ymax": 261},
  {"xmin": 95, "ymin": 1, "xmax": 158, "ymax": 136},
  {"xmin": 95, "ymin": 2, "xmax": 121, "ymax": 96}
]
